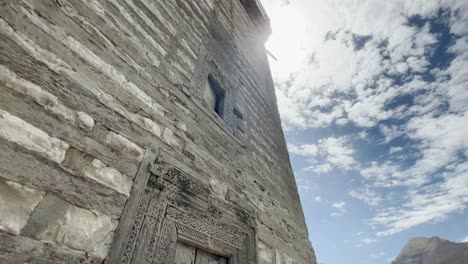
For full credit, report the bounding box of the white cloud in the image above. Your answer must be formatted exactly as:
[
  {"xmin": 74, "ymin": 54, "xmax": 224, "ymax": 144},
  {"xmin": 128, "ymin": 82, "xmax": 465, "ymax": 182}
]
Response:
[
  {"xmin": 262, "ymin": 0, "xmax": 458, "ymax": 130},
  {"xmin": 289, "ymin": 136, "xmax": 359, "ymax": 174},
  {"xmin": 389, "ymin": 146, "xmax": 403, "ymax": 154},
  {"xmin": 331, "ymin": 201, "xmax": 347, "ymax": 216},
  {"xmin": 460, "ymin": 236, "xmax": 468, "ymax": 242},
  {"xmin": 263, "ymin": 0, "xmax": 468, "ymax": 238},
  {"xmin": 349, "ymin": 187, "xmax": 383, "ymax": 207},
  {"xmin": 356, "ymin": 237, "xmax": 378, "ymax": 248},
  {"xmin": 372, "ymin": 161, "xmax": 468, "ymax": 236},
  {"xmin": 295, "ymin": 177, "xmax": 315, "ymax": 192},
  {"xmin": 358, "ymin": 111, "xmax": 468, "ymax": 235},
  {"xmin": 362, "ymin": 238, "xmax": 377, "ymax": 244},
  {"xmin": 306, "ymin": 163, "xmax": 333, "ymax": 174},
  {"xmin": 360, "ymin": 162, "xmax": 404, "ymax": 187},
  {"xmin": 370, "ymin": 251, "xmax": 385, "ymax": 258},
  {"xmin": 332, "ymin": 201, "xmax": 346, "ymax": 210},
  {"xmin": 320, "ymin": 137, "xmax": 359, "ymax": 170},
  {"xmin": 288, "ymin": 143, "xmax": 319, "ymax": 157},
  {"xmin": 314, "ymin": 196, "xmax": 322, "ymax": 202}
]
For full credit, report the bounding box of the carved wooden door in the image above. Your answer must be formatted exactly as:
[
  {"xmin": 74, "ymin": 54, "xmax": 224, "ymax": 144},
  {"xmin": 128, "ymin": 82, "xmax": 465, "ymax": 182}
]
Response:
[
  {"xmin": 105, "ymin": 147, "xmax": 257, "ymax": 264},
  {"xmin": 175, "ymin": 241, "xmax": 228, "ymax": 264}
]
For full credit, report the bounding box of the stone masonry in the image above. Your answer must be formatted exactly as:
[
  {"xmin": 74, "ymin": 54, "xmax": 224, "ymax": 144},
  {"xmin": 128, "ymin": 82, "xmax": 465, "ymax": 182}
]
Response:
[{"xmin": 0, "ymin": 0, "xmax": 317, "ymax": 263}]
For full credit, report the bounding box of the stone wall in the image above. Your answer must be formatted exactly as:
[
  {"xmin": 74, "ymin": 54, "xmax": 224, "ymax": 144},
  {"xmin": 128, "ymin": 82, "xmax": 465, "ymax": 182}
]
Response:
[{"xmin": 0, "ymin": 0, "xmax": 316, "ymax": 263}]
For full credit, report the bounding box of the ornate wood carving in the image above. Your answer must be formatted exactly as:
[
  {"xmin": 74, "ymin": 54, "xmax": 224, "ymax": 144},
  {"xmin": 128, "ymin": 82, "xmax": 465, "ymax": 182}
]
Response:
[
  {"xmin": 105, "ymin": 150, "xmax": 257, "ymax": 264},
  {"xmin": 153, "ymin": 219, "xmax": 178, "ymax": 264},
  {"xmin": 105, "ymin": 146, "xmax": 160, "ymax": 264}
]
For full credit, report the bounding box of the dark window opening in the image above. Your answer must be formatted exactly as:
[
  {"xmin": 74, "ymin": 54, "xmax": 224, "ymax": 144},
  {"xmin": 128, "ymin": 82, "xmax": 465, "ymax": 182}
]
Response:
[{"xmin": 204, "ymin": 76, "xmax": 226, "ymax": 118}]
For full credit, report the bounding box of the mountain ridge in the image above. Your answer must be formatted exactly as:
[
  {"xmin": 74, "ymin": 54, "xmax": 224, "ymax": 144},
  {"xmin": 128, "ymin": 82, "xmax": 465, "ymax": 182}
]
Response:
[{"xmin": 392, "ymin": 236, "xmax": 468, "ymax": 264}]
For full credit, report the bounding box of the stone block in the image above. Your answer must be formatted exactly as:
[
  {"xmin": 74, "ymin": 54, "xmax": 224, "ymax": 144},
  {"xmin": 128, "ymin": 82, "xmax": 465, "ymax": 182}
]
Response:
[
  {"xmin": 163, "ymin": 128, "xmax": 185, "ymax": 150},
  {"xmin": 275, "ymin": 249, "xmax": 297, "ymax": 264},
  {"xmin": 0, "ymin": 178, "xmax": 45, "ymax": 235},
  {"xmin": 22, "ymin": 194, "xmax": 117, "ymax": 259},
  {"xmin": 82, "ymin": 159, "xmax": 132, "ymax": 196},
  {"xmin": 105, "ymin": 131, "xmax": 143, "ymax": 161},
  {"xmin": 76, "ymin": 111, "xmax": 95, "ymax": 132},
  {"xmin": 209, "ymin": 178, "xmax": 228, "ymax": 199},
  {"xmin": 258, "ymin": 240, "xmax": 275, "ymax": 264},
  {"xmin": 0, "ymin": 109, "xmax": 70, "ymax": 163},
  {"xmin": 140, "ymin": 116, "xmax": 163, "ymax": 137}
]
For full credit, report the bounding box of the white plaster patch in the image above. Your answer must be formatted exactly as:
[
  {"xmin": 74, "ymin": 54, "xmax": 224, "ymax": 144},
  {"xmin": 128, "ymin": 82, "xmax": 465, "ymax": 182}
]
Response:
[
  {"xmin": 82, "ymin": 159, "xmax": 132, "ymax": 196},
  {"xmin": 0, "ymin": 179, "xmax": 44, "ymax": 235},
  {"xmin": 0, "ymin": 109, "xmax": 70, "ymax": 163},
  {"xmin": 105, "ymin": 131, "xmax": 143, "ymax": 161}
]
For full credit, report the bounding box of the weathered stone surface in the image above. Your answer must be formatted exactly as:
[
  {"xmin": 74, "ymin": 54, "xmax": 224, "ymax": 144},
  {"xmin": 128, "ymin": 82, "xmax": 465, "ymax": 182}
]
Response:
[
  {"xmin": 0, "ymin": 232, "xmax": 101, "ymax": 264},
  {"xmin": 22, "ymin": 194, "xmax": 117, "ymax": 259},
  {"xmin": 0, "ymin": 137, "xmax": 127, "ymax": 218},
  {"xmin": 209, "ymin": 178, "xmax": 228, "ymax": 199},
  {"xmin": 0, "ymin": 0, "xmax": 316, "ymax": 262},
  {"xmin": 258, "ymin": 240, "xmax": 275, "ymax": 264},
  {"xmin": 0, "ymin": 109, "xmax": 70, "ymax": 163},
  {"xmin": 0, "ymin": 177, "xmax": 44, "ymax": 235},
  {"xmin": 275, "ymin": 250, "xmax": 297, "ymax": 264},
  {"xmin": 77, "ymin": 111, "xmax": 95, "ymax": 132},
  {"xmin": 82, "ymin": 159, "xmax": 132, "ymax": 196},
  {"xmin": 163, "ymin": 127, "xmax": 185, "ymax": 151},
  {"xmin": 105, "ymin": 132, "xmax": 144, "ymax": 161}
]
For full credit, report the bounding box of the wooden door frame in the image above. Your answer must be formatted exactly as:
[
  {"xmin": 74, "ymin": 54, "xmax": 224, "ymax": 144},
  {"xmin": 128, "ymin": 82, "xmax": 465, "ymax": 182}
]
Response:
[{"xmin": 105, "ymin": 146, "xmax": 257, "ymax": 264}]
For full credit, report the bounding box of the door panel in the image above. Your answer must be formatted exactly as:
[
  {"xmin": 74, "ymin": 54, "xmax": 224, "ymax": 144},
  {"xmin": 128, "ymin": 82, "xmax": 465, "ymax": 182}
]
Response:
[
  {"xmin": 175, "ymin": 242, "xmax": 196, "ymax": 264},
  {"xmin": 175, "ymin": 241, "xmax": 227, "ymax": 264},
  {"xmin": 195, "ymin": 248, "xmax": 227, "ymax": 264}
]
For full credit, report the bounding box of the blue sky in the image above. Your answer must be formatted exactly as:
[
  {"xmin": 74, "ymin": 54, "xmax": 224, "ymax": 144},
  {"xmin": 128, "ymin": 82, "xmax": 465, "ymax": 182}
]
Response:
[{"xmin": 260, "ymin": 0, "xmax": 468, "ymax": 263}]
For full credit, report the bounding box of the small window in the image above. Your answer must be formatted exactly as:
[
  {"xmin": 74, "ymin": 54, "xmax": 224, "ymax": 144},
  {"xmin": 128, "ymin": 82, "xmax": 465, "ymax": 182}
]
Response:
[{"xmin": 204, "ymin": 76, "xmax": 225, "ymax": 118}]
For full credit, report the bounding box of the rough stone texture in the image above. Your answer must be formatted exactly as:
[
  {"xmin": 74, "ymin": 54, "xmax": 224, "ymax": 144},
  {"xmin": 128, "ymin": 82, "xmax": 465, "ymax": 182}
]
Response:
[
  {"xmin": 0, "ymin": 232, "xmax": 101, "ymax": 264},
  {"xmin": 392, "ymin": 237, "xmax": 468, "ymax": 264},
  {"xmin": 22, "ymin": 194, "xmax": 117, "ymax": 259},
  {"xmin": 105, "ymin": 132, "xmax": 144, "ymax": 161},
  {"xmin": 0, "ymin": 177, "xmax": 45, "ymax": 235},
  {"xmin": 77, "ymin": 111, "xmax": 95, "ymax": 132},
  {"xmin": 0, "ymin": 0, "xmax": 316, "ymax": 263},
  {"xmin": 0, "ymin": 108, "xmax": 70, "ymax": 163},
  {"xmin": 82, "ymin": 159, "xmax": 133, "ymax": 196},
  {"xmin": 258, "ymin": 240, "xmax": 275, "ymax": 264}
]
